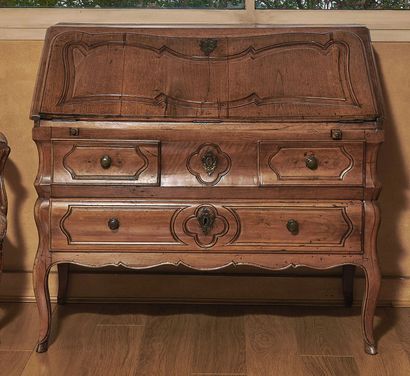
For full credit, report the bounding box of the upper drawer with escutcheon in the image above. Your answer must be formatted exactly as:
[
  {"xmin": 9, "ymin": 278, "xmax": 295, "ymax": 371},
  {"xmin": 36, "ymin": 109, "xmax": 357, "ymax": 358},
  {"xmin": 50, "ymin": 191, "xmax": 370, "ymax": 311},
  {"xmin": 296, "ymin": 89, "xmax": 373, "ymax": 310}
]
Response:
[{"xmin": 52, "ymin": 140, "xmax": 160, "ymax": 185}]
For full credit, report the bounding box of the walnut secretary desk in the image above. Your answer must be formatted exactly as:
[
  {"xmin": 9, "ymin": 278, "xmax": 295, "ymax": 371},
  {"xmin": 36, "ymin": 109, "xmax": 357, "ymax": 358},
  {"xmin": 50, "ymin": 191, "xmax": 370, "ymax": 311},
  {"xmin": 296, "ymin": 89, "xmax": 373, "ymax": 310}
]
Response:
[{"xmin": 31, "ymin": 24, "xmax": 384, "ymax": 354}]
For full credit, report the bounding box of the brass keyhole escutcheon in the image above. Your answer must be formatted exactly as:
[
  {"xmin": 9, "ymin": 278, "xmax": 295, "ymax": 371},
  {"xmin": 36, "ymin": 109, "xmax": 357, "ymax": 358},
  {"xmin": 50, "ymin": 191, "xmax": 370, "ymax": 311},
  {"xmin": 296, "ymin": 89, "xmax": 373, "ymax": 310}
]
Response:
[
  {"xmin": 100, "ymin": 155, "xmax": 112, "ymax": 169},
  {"xmin": 202, "ymin": 151, "xmax": 218, "ymax": 176},
  {"xmin": 197, "ymin": 207, "xmax": 215, "ymax": 235},
  {"xmin": 286, "ymin": 219, "xmax": 299, "ymax": 235},
  {"xmin": 305, "ymin": 155, "xmax": 318, "ymax": 170}
]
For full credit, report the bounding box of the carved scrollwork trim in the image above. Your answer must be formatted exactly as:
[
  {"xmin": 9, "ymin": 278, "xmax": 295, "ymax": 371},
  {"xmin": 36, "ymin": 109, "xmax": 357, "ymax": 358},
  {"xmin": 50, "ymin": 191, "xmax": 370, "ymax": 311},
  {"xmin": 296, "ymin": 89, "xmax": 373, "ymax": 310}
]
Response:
[
  {"xmin": 48, "ymin": 256, "xmax": 368, "ymax": 274},
  {"xmin": 56, "ymin": 33, "xmax": 359, "ymax": 111}
]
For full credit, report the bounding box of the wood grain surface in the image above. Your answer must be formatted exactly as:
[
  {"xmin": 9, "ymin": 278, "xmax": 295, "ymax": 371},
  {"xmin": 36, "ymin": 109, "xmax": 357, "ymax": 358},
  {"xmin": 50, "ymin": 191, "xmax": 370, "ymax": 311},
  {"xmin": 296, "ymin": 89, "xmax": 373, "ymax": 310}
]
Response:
[
  {"xmin": 30, "ymin": 26, "xmax": 384, "ymax": 354},
  {"xmin": 31, "ymin": 26, "xmax": 381, "ymax": 122},
  {"xmin": 0, "ymin": 303, "xmax": 409, "ymax": 375}
]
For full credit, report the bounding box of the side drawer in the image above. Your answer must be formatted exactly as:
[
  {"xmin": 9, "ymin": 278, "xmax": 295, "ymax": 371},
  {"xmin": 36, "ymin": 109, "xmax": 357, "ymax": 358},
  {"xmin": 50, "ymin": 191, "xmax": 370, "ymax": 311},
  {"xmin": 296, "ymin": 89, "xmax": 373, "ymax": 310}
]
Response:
[
  {"xmin": 52, "ymin": 140, "xmax": 159, "ymax": 185},
  {"xmin": 50, "ymin": 200, "xmax": 363, "ymax": 254},
  {"xmin": 259, "ymin": 141, "xmax": 364, "ymax": 186}
]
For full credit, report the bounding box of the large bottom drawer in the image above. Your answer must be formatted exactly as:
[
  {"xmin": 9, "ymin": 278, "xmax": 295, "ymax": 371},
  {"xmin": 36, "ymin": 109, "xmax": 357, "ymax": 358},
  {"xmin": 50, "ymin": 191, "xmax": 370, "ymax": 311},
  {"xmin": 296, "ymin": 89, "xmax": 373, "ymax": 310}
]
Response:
[{"xmin": 50, "ymin": 200, "xmax": 363, "ymax": 253}]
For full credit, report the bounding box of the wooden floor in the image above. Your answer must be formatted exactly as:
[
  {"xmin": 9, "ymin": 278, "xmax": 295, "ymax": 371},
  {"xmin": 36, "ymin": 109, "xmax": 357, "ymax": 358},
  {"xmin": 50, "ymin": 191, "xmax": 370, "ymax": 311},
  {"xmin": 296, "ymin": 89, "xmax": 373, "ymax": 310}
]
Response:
[{"xmin": 0, "ymin": 303, "xmax": 409, "ymax": 375}]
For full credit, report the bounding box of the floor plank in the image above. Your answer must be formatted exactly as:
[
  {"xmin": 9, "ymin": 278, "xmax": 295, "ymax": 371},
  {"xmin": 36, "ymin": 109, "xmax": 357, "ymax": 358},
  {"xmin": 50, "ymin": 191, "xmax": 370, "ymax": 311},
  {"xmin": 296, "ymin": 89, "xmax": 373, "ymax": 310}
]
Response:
[
  {"xmin": 0, "ymin": 303, "xmax": 45, "ymax": 350},
  {"xmin": 190, "ymin": 306, "xmax": 246, "ymax": 375},
  {"xmin": 21, "ymin": 304, "xmax": 104, "ymax": 376},
  {"xmin": 135, "ymin": 305, "xmax": 197, "ymax": 376},
  {"xmin": 321, "ymin": 307, "xmax": 410, "ymax": 376},
  {"xmin": 300, "ymin": 355, "xmax": 360, "ymax": 376},
  {"xmin": 245, "ymin": 306, "xmax": 300, "ymax": 375},
  {"xmin": 0, "ymin": 303, "xmax": 409, "ymax": 376},
  {"xmin": 77, "ymin": 325, "xmax": 144, "ymax": 376},
  {"xmin": 97, "ymin": 303, "xmax": 148, "ymax": 327},
  {"xmin": 0, "ymin": 351, "xmax": 31, "ymax": 376},
  {"xmin": 392, "ymin": 306, "xmax": 410, "ymax": 355},
  {"xmin": 293, "ymin": 307, "xmax": 357, "ymax": 356}
]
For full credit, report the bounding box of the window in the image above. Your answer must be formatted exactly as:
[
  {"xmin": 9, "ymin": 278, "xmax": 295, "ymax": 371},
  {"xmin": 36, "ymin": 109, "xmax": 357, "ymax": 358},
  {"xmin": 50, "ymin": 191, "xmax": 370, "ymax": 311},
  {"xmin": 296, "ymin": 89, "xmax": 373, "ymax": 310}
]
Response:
[
  {"xmin": 256, "ymin": 0, "xmax": 410, "ymax": 9},
  {"xmin": 0, "ymin": 0, "xmax": 245, "ymax": 8}
]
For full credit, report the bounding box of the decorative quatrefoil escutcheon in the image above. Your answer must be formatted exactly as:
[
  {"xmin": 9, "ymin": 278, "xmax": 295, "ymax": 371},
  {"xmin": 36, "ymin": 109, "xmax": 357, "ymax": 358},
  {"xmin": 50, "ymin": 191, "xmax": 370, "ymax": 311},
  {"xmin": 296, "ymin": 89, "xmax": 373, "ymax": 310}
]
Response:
[
  {"xmin": 200, "ymin": 39, "xmax": 218, "ymax": 55},
  {"xmin": 182, "ymin": 205, "xmax": 229, "ymax": 248},
  {"xmin": 172, "ymin": 204, "xmax": 241, "ymax": 249},
  {"xmin": 187, "ymin": 143, "xmax": 231, "ymax": 186}
]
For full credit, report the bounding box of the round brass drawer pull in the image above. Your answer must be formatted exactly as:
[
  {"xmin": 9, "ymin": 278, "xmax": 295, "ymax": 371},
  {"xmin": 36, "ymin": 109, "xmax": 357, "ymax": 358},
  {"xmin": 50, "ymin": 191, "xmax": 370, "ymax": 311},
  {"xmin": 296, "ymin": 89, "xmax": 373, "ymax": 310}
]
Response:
[
  {"xmin": 305, "ymin": 155, "xmax": 318, "ymax": 170},
  {"xmin": 100, "ymin": 155, "xmax": 112, "ymax": 169},
  {"xmin": 286, "ymin": 219, "xmax": 299, "ymax": 235},
  {"xmin": 108, "ymin": 218, "xmax": 120, "ymax": 231}
]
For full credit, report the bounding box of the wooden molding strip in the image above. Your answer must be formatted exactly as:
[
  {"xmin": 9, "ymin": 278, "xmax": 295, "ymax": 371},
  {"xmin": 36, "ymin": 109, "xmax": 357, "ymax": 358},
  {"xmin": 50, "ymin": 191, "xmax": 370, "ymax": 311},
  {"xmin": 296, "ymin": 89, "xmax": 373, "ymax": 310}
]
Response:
[
  {"xmin": 0, "ymin": 9, "xmax": 409, "ymax": 41},
  {"xmin": 1, "ymin": 271, "xmax": 410, "ymax": 307}
]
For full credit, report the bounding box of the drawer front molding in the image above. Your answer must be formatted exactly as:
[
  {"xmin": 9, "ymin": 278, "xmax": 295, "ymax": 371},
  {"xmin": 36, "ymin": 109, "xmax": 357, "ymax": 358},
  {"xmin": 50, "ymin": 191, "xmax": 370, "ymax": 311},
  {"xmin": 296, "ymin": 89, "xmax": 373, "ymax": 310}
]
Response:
[
  {"xmin": 53, "ymin": 140, "xmax": 160, "ymax": 185},
  {"xmin": 51, "ymin": 201, "xmax": 362, "ymax": 253},
  {"xmin": 259, "ymin": 142, "xmax": 364, "ymax": 185}
]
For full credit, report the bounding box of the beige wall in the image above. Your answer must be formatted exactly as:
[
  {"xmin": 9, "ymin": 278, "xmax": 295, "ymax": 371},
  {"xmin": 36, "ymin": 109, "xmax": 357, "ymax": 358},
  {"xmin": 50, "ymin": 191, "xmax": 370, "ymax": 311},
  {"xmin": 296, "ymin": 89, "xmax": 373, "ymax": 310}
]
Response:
[{"xmin": 0, "ymin": 40, "xmax": 409, "ymax": 305}]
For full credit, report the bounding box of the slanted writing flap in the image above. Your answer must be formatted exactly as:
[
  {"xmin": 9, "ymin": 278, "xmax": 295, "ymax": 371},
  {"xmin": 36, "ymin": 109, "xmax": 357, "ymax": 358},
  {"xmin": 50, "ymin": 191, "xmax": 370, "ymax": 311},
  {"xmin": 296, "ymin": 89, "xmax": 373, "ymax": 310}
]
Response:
[{"xmin": 32, "ymin": 25, "xmax": 382, "ymax": 122}]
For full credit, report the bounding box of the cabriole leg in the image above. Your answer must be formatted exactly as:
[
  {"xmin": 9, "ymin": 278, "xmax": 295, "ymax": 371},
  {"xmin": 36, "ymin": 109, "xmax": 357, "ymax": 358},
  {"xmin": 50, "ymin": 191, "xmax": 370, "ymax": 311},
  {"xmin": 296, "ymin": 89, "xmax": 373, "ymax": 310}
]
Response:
[
  {"xmin": 33, "ymin": 199, "xmax": 52, "ymax": 353},
  {"xmin": 33, "ymin": 256, "xmax": 52, "ymax": 353},
  {"xmin": 362, "ymin": 261, "xmax": 381, "ymax": 355},
  {"xmin": 361, "ymin": 201, "xmax": 381, "ymax": 355}
]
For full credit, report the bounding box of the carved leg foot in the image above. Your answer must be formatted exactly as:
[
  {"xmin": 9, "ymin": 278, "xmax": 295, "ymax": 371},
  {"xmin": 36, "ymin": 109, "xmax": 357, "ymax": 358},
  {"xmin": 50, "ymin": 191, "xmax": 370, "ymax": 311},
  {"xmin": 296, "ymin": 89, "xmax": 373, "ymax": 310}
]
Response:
[
  {"xmin": 57, "ymin": 263, "xmax": 69, "ymax": 305},
  {"xmin": 36, "ymin": 340, "xmax": 49, "ymax": 353},
  {"xmin": 364, "ymin": 342, "xmax": 378, "ymax": 355},
  {"xmin": 362, "ymin": 261, "xmax": 381, "ymax": 356},
  {"xmin": 342, "ymin": 265, "xmax": 355, "ymax": 307}
]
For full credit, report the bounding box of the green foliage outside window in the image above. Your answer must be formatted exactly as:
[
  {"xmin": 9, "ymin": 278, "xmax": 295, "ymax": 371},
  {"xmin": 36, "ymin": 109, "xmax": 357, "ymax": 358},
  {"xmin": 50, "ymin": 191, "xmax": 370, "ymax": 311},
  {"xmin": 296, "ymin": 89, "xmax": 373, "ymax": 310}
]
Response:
[
  {"xmin": 256, "ymin": 0, "xmax": 410, "ymax": 9},
  {"xmin": 0, "ymin": 0, "xmax": 244, "ymax": 8},
  {"xmin": 0, "ymin": 0, "xmax": 408, "ymax": 8}
]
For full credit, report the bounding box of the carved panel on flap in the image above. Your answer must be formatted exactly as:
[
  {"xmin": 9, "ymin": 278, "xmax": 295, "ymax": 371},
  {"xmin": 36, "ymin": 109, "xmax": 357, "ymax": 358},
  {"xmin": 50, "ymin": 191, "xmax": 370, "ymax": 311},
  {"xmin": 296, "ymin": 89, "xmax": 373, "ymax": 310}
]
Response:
[
  {"xmin": 39, "ymin": 30, "xmax": 377, "ymax": 120},
  {"xmin": 52, "ymin": 141, "xmax": 160, "ymax": 185},
  {"xmin": 226, "ymin": 31, "xmax": 376, "ymax": 119},
  {"xmin": 259, "ymin": 142, "xmax": 364, "ymax": 186},
  {"xmin": 186, "ymin": 143, "xmax": 232, "ymax": 186},
  {"xmin": 43, "ymin": 32, "xmax": 229, "ymax": 118}
]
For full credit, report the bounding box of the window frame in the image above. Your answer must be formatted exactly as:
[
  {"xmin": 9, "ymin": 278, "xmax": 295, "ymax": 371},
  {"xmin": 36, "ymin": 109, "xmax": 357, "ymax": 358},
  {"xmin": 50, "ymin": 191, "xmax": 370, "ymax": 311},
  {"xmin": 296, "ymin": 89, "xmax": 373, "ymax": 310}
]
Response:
[{"xmin": 0, "ymin": 0, "xmax": 409, "ymax": 42}]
